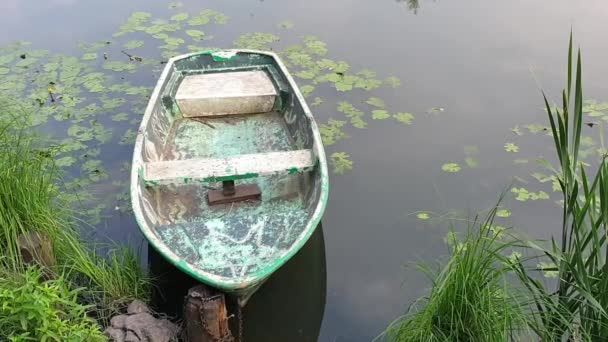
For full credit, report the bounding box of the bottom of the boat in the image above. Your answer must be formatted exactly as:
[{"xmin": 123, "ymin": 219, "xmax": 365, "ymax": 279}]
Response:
[{"xmin": 142, "ymin": 112, "xmax": 315, "ymax": 288}]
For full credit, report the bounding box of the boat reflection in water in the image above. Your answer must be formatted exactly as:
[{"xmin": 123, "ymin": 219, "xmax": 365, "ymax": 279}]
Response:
[{"xmin": 149, "ymin": 223, "xmax": 327, "ymax": 341}]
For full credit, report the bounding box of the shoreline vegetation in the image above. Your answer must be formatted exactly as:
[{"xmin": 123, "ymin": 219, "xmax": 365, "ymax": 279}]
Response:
[
  {"xmin": 0, "ymin": 101, "xmax": 151, "ymax": 340},
  {"xmin": 383, "ymin": 35, "xmax": 608, "ymax": 341}
]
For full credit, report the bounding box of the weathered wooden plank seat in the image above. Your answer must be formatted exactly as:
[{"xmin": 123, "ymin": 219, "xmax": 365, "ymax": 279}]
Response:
[
  {"xmin": 143, "ymin": 150, "xmax": 315, "ymax": 186},
  {"xmin": 176, "ymin": 70, "xmax": 277, "ymax": 118}
]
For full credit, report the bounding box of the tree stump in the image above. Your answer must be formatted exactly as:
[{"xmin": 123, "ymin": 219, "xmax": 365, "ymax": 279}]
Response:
[
  {"xmin": 184, "ymin": 285, "xmax": 234, "ymax": 342},
  {"xmin": 17, "ymin": 231, "xmax": 55, "ymax": 269}
]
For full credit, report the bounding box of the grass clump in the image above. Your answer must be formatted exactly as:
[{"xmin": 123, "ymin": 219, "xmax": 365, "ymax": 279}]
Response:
[
  {"xmin": 0, "ymin": 103, "xmax": 151, "ymax": 330},
  {"xmin": 382, "ymin": 209, "xmax": 529, "ymax": 342},
  {"xmin": 0, "ymin": 267, "xmax": 105, "ymax": 341}
]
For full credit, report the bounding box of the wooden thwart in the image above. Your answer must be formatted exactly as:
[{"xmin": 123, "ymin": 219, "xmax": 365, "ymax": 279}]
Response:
[
  {"xmin": 176, "ymin": 70, "xmax": 277, "ymax": 118},
  {"xmin": 144, "ymin": 149, "xmax": 315, "ymax": 185}
]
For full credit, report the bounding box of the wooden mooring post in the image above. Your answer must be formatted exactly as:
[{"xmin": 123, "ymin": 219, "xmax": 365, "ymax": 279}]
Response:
[{"xmin": 184, "ymin": 285, "xmax": 236, "ymax": 342}]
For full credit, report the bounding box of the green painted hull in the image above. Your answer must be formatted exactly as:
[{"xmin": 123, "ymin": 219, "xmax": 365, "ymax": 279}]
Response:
[{"xmin": 131, "ymin": 50, "xmax": 329, "ymax": 301}]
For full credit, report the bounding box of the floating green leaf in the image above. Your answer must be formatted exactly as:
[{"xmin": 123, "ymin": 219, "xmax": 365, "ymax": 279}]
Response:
[
  {"xmin": 337, "ymin": 101, "xmax": 366, "ymax": 129},
  {"xmin": 233, "ymin": 33, "xmax": 279, "ymax": 50},
  {"xmin": 504, "ymin": 142, "xmax": 519, "ymax": 153},
  {"xmin": 335, "ymin": 82, "xmax": 352, "ymax": 92},
  {"xmin": 103, "ymin": 61, "xmax": 137, "ymax": 73},
  {"xmin": 300, "ymin": 85, "xmax": 315, "ymax": 98},
  {"xmin": 384, "ymin": 76, "xmax": 401, "ymax": 88},
  {"xmin": 81, "ymin": 53, "xmax": 97, "ymax": 61},
  {"xmin": 417, "ymin": 212, "xmax": 430, "ymax": 220},
  {"xmin": 372, "ymin": 110, "xmax": 391, "ymax": 120},
  {"xmin": 186, "ymin": 30, "xmax": 205, "ymax": 40},
  {"xmin": 168, "ymin": 1, "xmax": 183, "ymax": 9},
  {"xmin": 320, "ymin": 119, "xmax": 348, "ymax": 146},
  {"xmin": 55, "ymin": 156, "xmax": 77, "ymax": 168},
  {"xmin": 393, "ymin": 112, "xmax": 414, "ymax": 125},
  {"xmin": 123, "ymin": 40, "xmax": 145, "ymax": 49},
  {"xmin": 525, "ymin": 123, "xmax": 548, "ymax": 134},
  {"xmin": 496, "ymin": 209, "xmax": 511, "ymax": 218},
  {"xmin": 119, "ymin": 129, "xmax": 137, "ymax": 145},
  {"xmin": 295, "ymin": 70, "xmax": 316, "ymax": 80},
  {"xmin": 442, "ymin": 163, "xmax": 461, "ymax": 173},
  {"xmin": 111, "ymin": 112, "xmax": 129, "ymax": 122},
  {"xmin": 311, "ymin": 97, "xmax": 323, "ymax": 106},
  {"xmin": 366, "ymin": 97, "xmax": 386, "ymax": 108},
  {"xmin": 0, "ymin": 54, "xmax": 16, "ymax": 65},
  {"xmin": 330, "ymin": 152, "xmax": 353, "ymax": 175},
  {"xmin": 511, "ymin": 125, "xmax": 523, "ymax": 136},
  {"xmin": 304, "ymin": 36, "xmax": 327, "ymax": 56},
  {"xmin": 171, "ymin": 13, "xmax": 189, "ymax": 22}
]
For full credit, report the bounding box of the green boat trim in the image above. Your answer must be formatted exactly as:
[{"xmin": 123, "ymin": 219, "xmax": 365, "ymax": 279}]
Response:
[{"xmin": 130, "ymin": 49, "xmax": 329, "ymax": 298}]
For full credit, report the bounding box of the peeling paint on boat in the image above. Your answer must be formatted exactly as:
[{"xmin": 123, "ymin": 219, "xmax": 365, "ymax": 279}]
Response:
[{"xmin": 131, "ymin": 50, "xmax": 329, "ymax": 298}]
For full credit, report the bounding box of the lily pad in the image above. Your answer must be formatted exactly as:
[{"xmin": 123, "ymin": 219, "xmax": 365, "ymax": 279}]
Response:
[
  {"xmin": 337, "ymin": 102, "xmax": 366, "ymax": 129},
  {"xmin": 81, "ymin": 53, "xmax": 97, "ymax": 61},
  {"xmin": 123, "ymin": 40, "xmax": 145, "ymax": 49},
  {"xmin": 320, "ymin": 119, "xmax": 347, "ymax": 146},
  {"xmin": 504, "ymin": 142, "xmax": 519, "ymax": 153},
  {"xmin": 393, "ymin": 112, "xmax": 414, "ymax": 125},
  {"xmin": 442, "ymin": 163, "xmax": 461, "ymax": 173},
  {"xmin": 233, "ymin": 33, "xmax": 279, "ymax": 50},
  {"xmin": 372, "ymin": 110, "xmax": 391, "ymax": 120},
  {"xmin": 171, "ymin": 13, "xmax": 189, "ymax": 22},
  {"xmin": 384, "ymin": 76, "xmax": 401, "ymax": 88},
  {"xmin": 330, "ymin": 152, "xmax": 353, "ymax": 175},
  {"xmin": 112, "ymin": 113, "xmax": 129, "ymax": 121},
  {"xmin": 417, "ymin": 212, "xmax": 430, "ymax": 220},
  {"xmin": 186, "ymin": 30, "xmax": 205, "ymax": 40},
  {"xmin": 311, "ymin": 97, "xmax": 323, "ymax": 106},
  {"xmin": 366, "ymin": 97, "xmax": 386, "ymax": 108},
  {"xmin": 496, "ymin": 209, "xmax": 511, "ymax": 218}
]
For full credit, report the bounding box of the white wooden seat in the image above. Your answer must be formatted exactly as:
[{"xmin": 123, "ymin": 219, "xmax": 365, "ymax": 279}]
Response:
[
  {"xmin": 176, "ymin": 70, "xmax": 277, "ymax": 118},
  {"xmin": 143, "ymin": 150, "xmax": 315, "ymax": 186}
]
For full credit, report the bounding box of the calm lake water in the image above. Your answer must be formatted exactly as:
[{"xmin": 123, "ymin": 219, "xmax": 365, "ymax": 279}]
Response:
[{"xmin": 2, "ymin": 0, "xmax": 608, "ymax": 341}]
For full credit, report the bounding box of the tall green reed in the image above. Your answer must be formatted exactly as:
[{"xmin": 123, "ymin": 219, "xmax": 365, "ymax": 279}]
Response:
[{"xmin": 511, "ymin": 33, "xmax": 608, "ymax": 341}]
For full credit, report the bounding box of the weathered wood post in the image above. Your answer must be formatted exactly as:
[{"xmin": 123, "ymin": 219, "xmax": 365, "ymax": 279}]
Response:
[{"xmin": 184, "ymin": 285, "xmax": 234, "ymax": 342}]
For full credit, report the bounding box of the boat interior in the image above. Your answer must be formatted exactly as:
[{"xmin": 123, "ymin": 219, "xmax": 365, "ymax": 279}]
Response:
[{"xmin": 135, "ymin": 52, "xmax": 324, "ymax": 281}]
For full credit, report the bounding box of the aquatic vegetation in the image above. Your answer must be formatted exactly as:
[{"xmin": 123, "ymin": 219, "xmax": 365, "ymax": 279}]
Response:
[
  {"xmin": 510, "ymin": 187, "xmax": 549, "ymax": 201},
  {"xmin": 330, "ymin": 152, "xmax": 353, "ymax": 175},
  {"xmin": 441, "ymin": 163, "xmax": 461, "ymax": 173},
  {"xmin": 393, "ymin": 112, "xmax": 414, "ymax": 125},
  {"xmin": 0, "ymin": 110, "xmax": 150, "ymax": 321},
  {"xmin": 416, "ymin": 212, "xmax": 430, "ymax": 220},
  {"xmin": 320, "ymin": 119, "xmax": 348, "ymax": 146},
  {"xmin": 382, "ymin": 208, "xmax": 530, "ymax": 341},
  {"xmin": 496, "ymin": 209, "xmax": 511, "ymax": 218},
  {"xmin": 504, "ymin": 142, "xmax": 519, "ymax": 153},
  {"xmin": 508, "ymin": 35, "xmax": 608, "ymax": 341},
  {"xmin": 0, "ymin": 267, "xmax": 105, "ymax": 341}
]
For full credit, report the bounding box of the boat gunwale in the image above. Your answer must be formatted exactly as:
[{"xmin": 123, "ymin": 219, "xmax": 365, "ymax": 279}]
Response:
[{"xmin": 130, "ymin": 49, "xmax": 329, "ymax": 290}]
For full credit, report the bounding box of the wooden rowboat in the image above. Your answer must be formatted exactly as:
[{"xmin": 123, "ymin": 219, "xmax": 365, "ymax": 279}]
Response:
[{"xmin": 131, "ymin": 49, "xmax": 329, "ymax": 303}]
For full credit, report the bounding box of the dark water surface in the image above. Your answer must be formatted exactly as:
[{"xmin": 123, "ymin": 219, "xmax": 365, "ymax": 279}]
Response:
[{"xmin": 2, "ymin": 0, "xmax": 608, "ymax": 341}]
